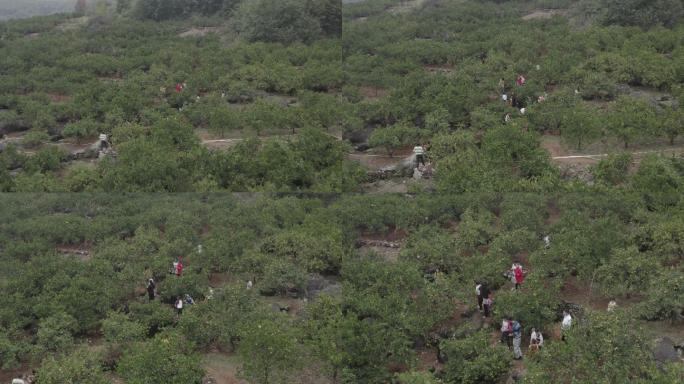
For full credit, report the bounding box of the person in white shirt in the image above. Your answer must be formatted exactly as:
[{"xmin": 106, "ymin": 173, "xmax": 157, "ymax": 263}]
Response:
[
  {"xmin": 607, "ymin": 299, "xmax": 617, "ymax": 312},
  {"xmin": 413, "ymin": 144, "xmax": 426, "ymax": 168},
  {"xmin": 543, "ymin": 235, "xmax": 551, "ymax": 248},
  {"xmin": 561, "ymin": 311, "xmax": 572, "ymax": 340},
  {"xmin": 529, "ymin": 328, "xmax": 544, "ymax": 351},
  {"xmin": 175, "ymin": 297, "xmax": 184, "ymax": 316}
]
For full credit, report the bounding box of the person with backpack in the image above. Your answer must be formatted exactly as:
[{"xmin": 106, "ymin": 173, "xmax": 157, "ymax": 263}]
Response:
[
  {"xmin": 475, "ymin": 281, "xmax": 483, "ymax": 311},
  {"xmin": 529, "ymin": 328, "xmax": 544, "ymax": 352},
  {"xmin": 175, "ymin": 257, "xmax": 183, "ymax": 277},
  {"xmin": 184, "ymin": 294, "xmax": 195, "ymax": 305},
  {"xmin": 483, "ymin": 294, "xmax": 493, "ymax": 317},
  {"xmin": 500, "ymin": 317, "xmax": 513, "ymax": 349},
  {"xmin": 512, "ymin": 319, "xmax": 523, "ymax": 359},
  {"xmin": 413, "ymin": 144, "xmax": 426, "ymax": 168},
  {"xmin": 146, "ymin": 278, "xmax": 156, "ymax": 301},
  {"xmin": 175, "ymin": 297, "xmax": 183, "ymax": 316},
  {"xmin": 516, "ymin": 74, "xmax": 526, "ymax": 86}
]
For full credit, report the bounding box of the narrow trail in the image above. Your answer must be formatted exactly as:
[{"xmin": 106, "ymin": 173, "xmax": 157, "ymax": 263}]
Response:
[
  {"xmin": 552, "ymin": 147, "xmax": 684, "ymax": 161},
  {"xmin": 387, "ymin": 0, "xmax": 430, "ymax": 14}
]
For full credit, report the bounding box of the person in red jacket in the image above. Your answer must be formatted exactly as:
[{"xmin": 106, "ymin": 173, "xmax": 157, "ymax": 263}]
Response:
[
  {"xmin": 175, "ymin": 257, "xmax": 184, "ymax": 277},
  {"xmin": 175, "ymin": 82, "xmax": 184, "ymax": 93},
  {"xmin": 513, "ymin": 263, "xmax": 524, "ymax": 289},
  {"xmin": 516, "ymin": 74, "xmax": 526, "ymax": 86}
]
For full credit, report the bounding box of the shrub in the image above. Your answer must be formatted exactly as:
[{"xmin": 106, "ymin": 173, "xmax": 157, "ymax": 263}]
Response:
[
  {"xmin": 238, "ymin": 315, "xmax": 302, "ymax": 384},
  {"xmin": 638, "ymin": 269, "xmax": 684, "ymax": 321},
  {"xmin": 595, "ymin": 247, "xmax": 656, "ymax": 298},
  {"xmin": 63, "ymin": 119, "xmax": 100, "ymax": 143},
  {"xmin": 117, "ymin": 332, "xmax": 204, "ymax": 384},
  {"xmin": 525, "ymin": 311, "xmax": 667, "ymax": 383},
  {"xmin": 102, "ymin": 311, "xmax": 146, "ymax": 344},
  {"xmin": 21, "ymin": 130, "xmax": 50, "ymax": 149},
  {"xmin": 400, "ymin": 225, "xmax": 459, "ymax": 273},
  {"xmin": 35, "ymin": 313, "xmax": 77, "ymax": 354},
  {"xmin": 591, "ymin": 153, "xmax": 632, "ymax": 185},
  {"xmin": 440, "ymin": 331, "xmax": 511, "ymax": 384},
  {"xmin": 493, "ymin": 273, "xmax": 560, "ymax": 332},
  {"xmin": 36, "ymin": 348, "xmax": 108, "ymax": 384},
  {"xmin": 127, "ymin": 300, "xmax": 175, "ymax": 337},
  {"xmin": 234, "ymin": 0, "xmax": 323, "ymax": 44},
  {"xmin": 259, "ymin": 258, "xmax": 308, "ymax": 296},
  {"xmin": 368, "ymin": 122, "xmax": 426, "ymax": 156}
]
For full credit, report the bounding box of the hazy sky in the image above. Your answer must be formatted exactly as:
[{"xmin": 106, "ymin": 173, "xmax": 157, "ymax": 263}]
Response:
[{"xmin": 0, "ymin": 0, "xmax": 76, "ymax": 21}]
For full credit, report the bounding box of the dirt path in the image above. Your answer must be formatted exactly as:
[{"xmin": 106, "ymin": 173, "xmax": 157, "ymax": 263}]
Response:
[
  {"xmin": 388, "ymin": 0, "xmax": 430, "ymax": 14},
  {"xmin": 348, "ymin": 152, "xmax": 408, "ymax": 170},
  {"xmin": 357, "ymin": 229, "xmax": 407, "ymax": 262},
  {"xmin": 202, "ymin": 138, "xmax": 244, "ymax": 150},
  {"xmin": 522, "ymin": 9, "xmax": 568, "ymax": 21},
  {"xmin": 542, "ymin": 134, "xmax": 684, "ymax": 167},
  {"xmin": 202, "ymin": 352, "xmax": 247, "ymax": 384},
  {"xmin": 179, "ymin": 27, "xmax": 222, "ymax": 38}
]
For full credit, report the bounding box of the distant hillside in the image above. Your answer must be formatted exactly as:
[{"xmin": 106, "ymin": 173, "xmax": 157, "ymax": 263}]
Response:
[{"xmin": 0, "ymin": 0, "xmax": 75, "ymax": 21}]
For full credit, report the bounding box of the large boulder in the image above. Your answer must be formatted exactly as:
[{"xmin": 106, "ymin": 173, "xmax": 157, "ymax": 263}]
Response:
[
  {"xmin": 381, "ymin": 154, "xmax": 415, "ymax": 172},
  {"xmin": 68, "ymin": 147, "xmax": 99, "ymax": 161},
  {"xmin": 306, "ymin": 274, "xmax": 341, "ymax": 299},
  {"xmin": 343, "ymin": 125, "xmax": 374, "ymax": 144},
  {"xmin": 653, "ymin": 337, "xmax": 679, "ymax": 364}
]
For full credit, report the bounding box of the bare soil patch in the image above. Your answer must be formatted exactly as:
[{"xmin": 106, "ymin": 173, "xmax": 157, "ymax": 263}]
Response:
[
  {"xmin": 56, "ymin": 243, "xmax": 92, "ymax": 261},
  {"xmin": 361, "ymin": 179, "xmax": 410, "ymax": 193},
  {"xmin": 560, "ymin": 276, "xmax": 612, "ymax": 311},
  {"xmin": 56, "ymin": 138, "xmax": 99, "ymax": 153},
  {"xmin": 56, "ymin": 16, "xmax": 89, "ymax": 32},
  {"xmin": 360, "ymin": 228, "xmax": 409, "ymax": 242},
  {"xmin": 423, "ymin": 63, "xmax": 454, "ymax": 74},
  {"xmin": 359, "ymin": 85, "xmax": 389, "ymax": 100},
  {"xmin": 0, "ymin": 363, "xmax": 34, "ymax": 383},
  {"xmin": 203, "ymin": 139, "xmax": 243, "ymax": 151},
  {"xmin": 179, "ymin": 27, "xmax": 221, "ymax": 38},
  {"xmin": 522, "ymin": 9, "xmax": 568, "ymax": 21},
  {"xmin": 0, "ymin": 130, "xmax": 27, "ymax": 144},
  {"xmin": 262, "ymin": 296, "xmax": 307, "ymax": 317},
  {"xmin": 348, "ymin": 152, "xmax": 404, "ymax": 170},
  {"xmin": 388, "ymin": 0, "xmax": 429, "ymax": 14},
  {"xmin": 209, "ymin": 272, "xmax": 236, "ymax": 288},
  {"xmin": 358, "ymin": 229, "xmax": 407, "ymax": 262},
  {"xmin": 47, "ymin": 93, "xmax": 72, "ymax": 103},
  {"xmin": 348, "ymin": 147, "xmax": 413, "ymax": 171},
  {"xmin": 202, "ymin": 352, "xmax": 248, "ymax": 384},
  {"xmin": 416, "ymin": 346, "xmax": 442, "ymax": 372},
  {"xmin": 541, "ymin": 134, "xmax": 684, "ymax": 168}
]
